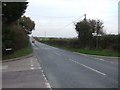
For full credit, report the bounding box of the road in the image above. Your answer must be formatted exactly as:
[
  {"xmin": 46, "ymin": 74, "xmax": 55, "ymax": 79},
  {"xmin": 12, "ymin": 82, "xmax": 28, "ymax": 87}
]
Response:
[
  {"xmin": 2, "ymin": 55, "xmax": 49, "ymax": 88},
  {"xmin": 33, "ymin": 40, "xmax": 118, "ymax": 88}
]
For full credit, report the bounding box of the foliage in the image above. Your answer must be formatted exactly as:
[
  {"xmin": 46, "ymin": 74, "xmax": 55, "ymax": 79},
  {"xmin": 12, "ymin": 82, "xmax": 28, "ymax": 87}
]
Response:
[
  {"xmin": 35, "ymin": 36, "xmax": 119, "ymax": 52},
  {"xmin": 2, "ymin": 2, "xmax": 31, "ymax": 56},
  {"xmin": 75, "ymin": 19, "xmax": 104, "ymax": 48},
  {"xmin": 2, "ymin": 2, "xmax": 28, "ymax": 23},
  {"xmin": 19, "ymin": 16, "xmax": 35, "ymax": 34},
  {"xmin": 2, "ymin": 24, "xmax": 29, "ymax": 55},
  {"xmin": 34, "ymin": 37, "xmax": 119, "ymax": 57},
  {"xmin": 89, "ymin": 19, "xmax": 104, "ymax": 34},
  {"xmin": 3, "ymin": 42, "xmax": 33, "ymax": 60},
  {"xmin": 75, "ymin": 20, "xmax": 93, "ymax": 47}
]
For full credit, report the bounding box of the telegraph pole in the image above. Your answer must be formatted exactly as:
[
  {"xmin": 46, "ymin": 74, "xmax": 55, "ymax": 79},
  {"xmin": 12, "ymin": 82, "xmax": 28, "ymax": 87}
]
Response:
[
  {"xmin": 84, "ymin": 14, "xmax": 86, "ymax": 21},
  {"xmin": 44, "ymin": 31, "xmax": 46, "ymax": 38}
]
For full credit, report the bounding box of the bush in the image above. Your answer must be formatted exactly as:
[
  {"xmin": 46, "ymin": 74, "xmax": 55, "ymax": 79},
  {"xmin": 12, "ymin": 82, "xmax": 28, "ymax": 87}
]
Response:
[
  {"xmin": 2, "ymin": 23, "xmax": 29, "ymax": 56},
  {"xmin": 36, "ymin": 35, "xmax": 119, "ymax": 52}
]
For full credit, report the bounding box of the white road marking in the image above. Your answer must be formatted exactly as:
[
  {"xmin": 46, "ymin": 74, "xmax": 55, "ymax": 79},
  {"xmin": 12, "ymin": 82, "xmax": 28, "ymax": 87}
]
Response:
[
  {"xmin": 41, "ymin": 68, "xmax": 52, "ymax": 89},
  {"xmin": 45, "ymin": 82, "xmax": 51, "ymax": 88},
  {"xmin": 54, "ymin": 52, "xmax": 61, "ymax": 56},
  {"xmin": 80, "ymin": 63, "xmax": 106, "ymax": 76},
  {"xmin": 31, "ymin": 60, "xmax": 33, "ymax": 63},
  {"xmin": 1, "ymin": 66, "xmax": 8, "ymax": 69},
  {"xmin": 94, "ymin": 58, "xmax": 105, "ymax": 61},
  {"xmin": 94, "ymin": 58, "xmax": 116, "ymax": 64},
  {"xmin": 73, "ymin": 52, "xmax": 88, "ymax": 56},
  {"xmin": 31, "ymin": 67, "xmax": 35, "ymax": 70},
  {"xmin": 38, "ymin": 67, "xmax": 42, "ymax": 69},
  {"xmin": 69, "ymin": 59, "xmax": 106, "ymax": 76},
  {"xmin": 74, "ymin": 52, "xmax": 118, "ymax": 63},
  {"xmin": 110, "ymin": 62, "xmax": 114, "ymax": 64},
  {"xmin": 31, "ymin": 64, "xmax": 34, "ymax": 67}
]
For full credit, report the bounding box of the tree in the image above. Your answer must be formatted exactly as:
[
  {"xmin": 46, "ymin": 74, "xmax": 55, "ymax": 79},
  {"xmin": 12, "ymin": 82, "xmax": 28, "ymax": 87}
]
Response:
[
  {"xmin": 2, "ymin": 2, "xmax": 28, "ymax": 23},
  {"xmin": 75, "ymin": 19, "xmax": 104, "ymax": 48},
  {"xmin": 19, "ymin": 16, "xmax": 35, "ymax": 34},
  {"xmin": 2, "ymin": 2, "xmax": 29, "ymax": 55},
  {"xmin": 75, "ymin": 20, "xmax": 92, "ymax": 47},
  {"xmin": 89, "ymin": 19, "xmax": 104, "ymax": 35}
]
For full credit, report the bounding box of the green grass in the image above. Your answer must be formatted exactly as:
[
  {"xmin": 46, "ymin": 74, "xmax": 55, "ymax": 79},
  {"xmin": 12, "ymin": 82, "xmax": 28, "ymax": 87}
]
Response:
[
  {"xmin": 2, "ymin": 42, "xmax": 33, "ymax": 60},
  {"xmin": 34, "ymin": 37, "xmax": 119, "ymax": 57},
  {"xmin": 71, "ymin": 48, "xmax": 119, "ymax": 57},
  {"xmin": 46, "ymin": 44, "xmax": 119, "ymax": 57}
]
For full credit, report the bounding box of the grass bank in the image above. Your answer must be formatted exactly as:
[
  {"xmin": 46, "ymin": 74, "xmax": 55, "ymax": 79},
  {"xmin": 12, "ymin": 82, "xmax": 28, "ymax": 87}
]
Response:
[
  {"xmin": 2, "ymin": 42, "xmax": 33, "ymax": 60},
  {"xmin": 51, "ymin": 45, "xmax": 119, "ymax": 57},
  {"xmin": 34, "ymin": 37, "xmax": 119, "ymax": 57}
]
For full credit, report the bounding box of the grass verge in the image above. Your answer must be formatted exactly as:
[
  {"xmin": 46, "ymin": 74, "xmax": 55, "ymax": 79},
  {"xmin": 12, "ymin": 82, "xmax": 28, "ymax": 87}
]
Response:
[
  {"xmin": 44, "ymin": 43, "xmax": 119, "ymax": 57},
  {"xmin": 2, "ymin": 42, "xmax": 33, "ymax": 60},
  {"xmin": 34, "ymin": 37, "xmax": 119, "ymax": 57}
]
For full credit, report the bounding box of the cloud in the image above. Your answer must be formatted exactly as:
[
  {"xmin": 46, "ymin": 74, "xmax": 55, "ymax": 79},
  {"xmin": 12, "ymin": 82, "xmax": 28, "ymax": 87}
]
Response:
[{"xmin": 25, "ymin": 0, "xmax": 119, "ymax": 37}]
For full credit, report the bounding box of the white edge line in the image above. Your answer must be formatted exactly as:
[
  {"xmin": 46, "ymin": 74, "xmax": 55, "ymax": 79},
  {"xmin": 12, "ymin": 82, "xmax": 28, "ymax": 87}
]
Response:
[
  {"xmin": 80, "ymin": 63, "xmax": 106, "ymax": 76},
  {"xmin": 31, "ymin": 67, "xmax": 35, "ymax": 70},
  {"xmin": 54, "ymin": 52, "xmax": 61, "ymax": 56},
  {"xmin": 41, "ymin": 71, "xmax": 52, "ymax": 89},
  {"xmin": 73, "ymin": 52, "xmax": 118, "ymax": 59},
  {"xmin": 69, "ymin": 59, "xmax": 106, "ymax": 76}
]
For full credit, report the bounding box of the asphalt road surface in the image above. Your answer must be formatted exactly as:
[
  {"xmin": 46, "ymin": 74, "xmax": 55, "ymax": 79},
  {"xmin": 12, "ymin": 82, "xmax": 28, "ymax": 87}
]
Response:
[{"xmin": 32, "ymin": 40, "xmax": 118, "ymax": 88}]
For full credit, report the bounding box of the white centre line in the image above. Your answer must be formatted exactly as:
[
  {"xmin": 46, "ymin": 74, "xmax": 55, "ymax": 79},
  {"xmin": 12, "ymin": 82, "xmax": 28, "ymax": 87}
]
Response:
[
  {"xmin": 69, "ymin": 59, "xmax": 106, "ymax": 76},
  {"xmin": 54, "ymin": 52, "xmax": 61, "ymax": 56},
  {"xmin": 31, "ymin": 64, "xmax": 34, "ymax": 67},
  {"xmin": 31, "ymin": 67, "xmax": 35, "ymax": 70},
  {"xmin": 73, "ymin": 52, "xmax": 88, "ymax": 56},
  {"xmin": 94, "ymin": 58, "xmax": 105, "ymax": 61},
  {"xmin": 94, "ymin": 58, "xmax": 115, "ymax": 64}
]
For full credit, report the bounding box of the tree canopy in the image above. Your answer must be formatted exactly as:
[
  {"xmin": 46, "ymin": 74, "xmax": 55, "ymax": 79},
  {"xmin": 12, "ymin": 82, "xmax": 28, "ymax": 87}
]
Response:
[
  {"xmin": 19, "ymin": 16, "xmax": 35, "ymax": 34},
  {"xmin": 2, "ymin": 2, "xmax": 28, "ymax": 23},
  {"xmin": 75, "ymin": 19, "xmax": 104, "ymax": 48}
]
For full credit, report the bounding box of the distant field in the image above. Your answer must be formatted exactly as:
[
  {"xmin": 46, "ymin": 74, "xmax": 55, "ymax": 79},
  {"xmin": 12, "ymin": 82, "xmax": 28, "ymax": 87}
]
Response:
[{"xmin": 34, "ymin": 37, "xmax": 119, "ymax": 57}]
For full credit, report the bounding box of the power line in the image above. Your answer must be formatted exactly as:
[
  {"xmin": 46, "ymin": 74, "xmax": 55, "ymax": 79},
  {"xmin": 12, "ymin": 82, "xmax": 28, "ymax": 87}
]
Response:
[
  {"xmin": 48, "ymin": 14, "xmax": 86, "ymax": 33},
  {"xmin": 26, "ymin": 14, "xmax": 83, "ymax": 18}
]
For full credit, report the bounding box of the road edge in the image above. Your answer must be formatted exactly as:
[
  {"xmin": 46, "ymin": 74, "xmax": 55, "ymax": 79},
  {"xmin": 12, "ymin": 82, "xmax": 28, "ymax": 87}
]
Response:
[
  {"xmin": 2, "ymin": 53, "xmax": 34, "ymax": 63},
  {"xmin": 73, "ymin": 52, "xmax": 119, "ymax": 59}
]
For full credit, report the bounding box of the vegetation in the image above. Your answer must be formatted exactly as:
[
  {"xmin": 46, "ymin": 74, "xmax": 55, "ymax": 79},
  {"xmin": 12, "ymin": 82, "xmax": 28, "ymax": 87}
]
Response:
[
  {"xmin": 75, "ymin": 19, "xmax": 104, "ymax": 48},
  {"xmin": 2, "ymin": 2, "xmax": 35, "ymax": 59},
  {"xmin": 2, "ymin": 2, "xmax": 28, "ymax": 23},
  {"xmin": 3, "ymin": 42, "xmax": 33, "ymax": 60},
  {"xmin": 34, "ymin": 37, "xmax": 119, "ymax": 57},
  {"xmin": 19, "ymin": 16, "xmax": 35, "ymax": 34}
]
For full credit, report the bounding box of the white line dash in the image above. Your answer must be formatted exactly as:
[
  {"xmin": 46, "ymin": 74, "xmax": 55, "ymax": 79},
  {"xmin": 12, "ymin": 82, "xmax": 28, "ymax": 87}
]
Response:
[
  {"xmin": 54, "ymin": 52, "xmax": 61, "ymax": 56},
  {"xmin": 31, "ymin": 67, "xmax": 35, "ymax": 70},
  {"xmin": 80, "ymin": 63, "xmax": 106, "ymax": 76},
  {"xmin": 31, "ymin": 65, "xmax": 34, "ymax": 67},
  {"xmin": 73, "ymin": 52, "xmax": 88, "ymax": 56},
  {"xmin": 68, "ymin": 59, "xmax": 106, "ymax": 76},
  {"xmin": 94, "ymin": 58, "xmax": 105, "ymax": 61},
  {"xmin": 38, "ymin": 67, "xmax": 42, "ymax": 69},
  {"xmin": 46, "ymin": 82, "xmax": 51, "ymax": 88}
]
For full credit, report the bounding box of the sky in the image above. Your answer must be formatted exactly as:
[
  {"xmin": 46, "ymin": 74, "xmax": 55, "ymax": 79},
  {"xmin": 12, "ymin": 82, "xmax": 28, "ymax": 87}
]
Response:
[{"xmin": 25, "ymin": 0, "xmax": 119, "ymax": 38}]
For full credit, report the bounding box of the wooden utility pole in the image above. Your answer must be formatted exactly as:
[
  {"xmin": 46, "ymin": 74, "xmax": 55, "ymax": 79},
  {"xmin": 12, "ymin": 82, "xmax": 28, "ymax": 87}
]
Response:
[{"xmin": 84, "ymin": 14, "xmax": 86, "ymax": 21}]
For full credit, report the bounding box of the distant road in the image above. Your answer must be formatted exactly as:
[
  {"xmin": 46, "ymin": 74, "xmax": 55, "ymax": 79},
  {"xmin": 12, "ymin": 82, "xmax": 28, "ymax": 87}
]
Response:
[{"xmin": 32, "ymin": 40, "xmax": 118, "ymax": 88}]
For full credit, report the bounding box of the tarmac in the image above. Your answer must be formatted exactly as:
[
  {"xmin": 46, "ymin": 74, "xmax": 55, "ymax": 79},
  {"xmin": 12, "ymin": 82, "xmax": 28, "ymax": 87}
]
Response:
[{"xmin": 2, "ymin": 54, "xmax": 51, "ymax": 88}]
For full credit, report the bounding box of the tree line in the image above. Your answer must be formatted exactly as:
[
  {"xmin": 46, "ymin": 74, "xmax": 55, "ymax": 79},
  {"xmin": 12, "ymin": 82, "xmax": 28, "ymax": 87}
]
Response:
[
  {"xmin": 2, "ymin": 2, "xmax": 35, "ymax": 55},
  {"xmin": 38, "ymin": 18, "xmax": 119, "ymax": 52}
]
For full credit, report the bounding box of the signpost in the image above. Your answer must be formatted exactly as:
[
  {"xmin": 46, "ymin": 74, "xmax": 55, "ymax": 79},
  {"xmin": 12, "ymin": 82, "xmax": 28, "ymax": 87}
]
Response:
[{"xmin": 92, "ymin": 32, "xmax": 101, "ymax": 49}]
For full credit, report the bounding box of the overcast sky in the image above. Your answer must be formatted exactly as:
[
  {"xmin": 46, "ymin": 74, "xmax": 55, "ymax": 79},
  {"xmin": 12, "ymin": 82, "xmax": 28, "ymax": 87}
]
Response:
[{"xmin": 25, "ymin": 0, "xmax": 119, "ymax": 38}]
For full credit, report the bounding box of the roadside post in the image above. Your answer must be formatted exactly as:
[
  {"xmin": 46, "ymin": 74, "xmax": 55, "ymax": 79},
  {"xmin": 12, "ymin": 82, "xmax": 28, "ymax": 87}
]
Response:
[{"xmin": 92, "ymin": 32, "xmax": 101, "ymax": 49}]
